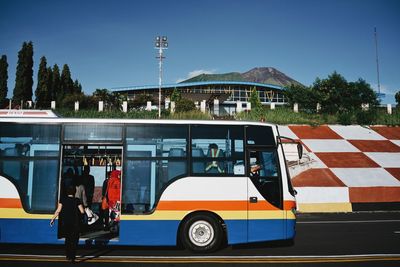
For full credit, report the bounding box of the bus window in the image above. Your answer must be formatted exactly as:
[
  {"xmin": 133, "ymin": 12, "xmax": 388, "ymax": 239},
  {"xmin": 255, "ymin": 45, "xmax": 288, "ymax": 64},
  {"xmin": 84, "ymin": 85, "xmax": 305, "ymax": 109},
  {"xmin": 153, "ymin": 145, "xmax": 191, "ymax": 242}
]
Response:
[
  {"xmin": 0, "ymin": 123, "xmax": 61, "ymax": 213},
  {"xmin": 248, "ymin": 149, "xmax": 281, "ymax": 208},
  {"xmin": 64, "ymin": 124, "xmax": 123, "ymax": 142},
  {"xmin": 246, "ymin": 125, "xmax": 275, "ymax": 146},
  {"xmin": 191, "ymin": 125, "xmax": 244, "ymax": 176},
  {"xmin": 123, "ymin": 124, "xmax": 188, "ymax": 213}
]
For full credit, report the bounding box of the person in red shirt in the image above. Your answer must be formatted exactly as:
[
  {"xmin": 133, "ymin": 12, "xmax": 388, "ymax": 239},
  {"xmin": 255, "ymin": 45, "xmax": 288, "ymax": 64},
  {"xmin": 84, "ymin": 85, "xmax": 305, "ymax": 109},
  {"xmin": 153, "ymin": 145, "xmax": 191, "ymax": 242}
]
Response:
[{"xmin": 107, "ymin": 170, "xmax": 121, "ymax": 224}]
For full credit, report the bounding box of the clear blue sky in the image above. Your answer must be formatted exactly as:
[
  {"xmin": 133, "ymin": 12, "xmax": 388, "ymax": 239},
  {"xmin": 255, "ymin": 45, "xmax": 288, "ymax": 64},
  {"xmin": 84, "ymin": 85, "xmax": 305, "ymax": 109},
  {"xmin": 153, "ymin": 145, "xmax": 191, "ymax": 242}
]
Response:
[{"xmin": 1, "ymin": 0, "xmax": 399, "ymax": 103}]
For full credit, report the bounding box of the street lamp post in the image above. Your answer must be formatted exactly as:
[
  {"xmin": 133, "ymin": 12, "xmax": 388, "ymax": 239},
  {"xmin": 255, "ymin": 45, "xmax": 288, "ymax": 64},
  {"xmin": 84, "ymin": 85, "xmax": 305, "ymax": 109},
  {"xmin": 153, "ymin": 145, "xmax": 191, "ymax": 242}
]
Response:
[{"xmin": 155, "ymin": 36, "xmax": 168, "ymax": 118}]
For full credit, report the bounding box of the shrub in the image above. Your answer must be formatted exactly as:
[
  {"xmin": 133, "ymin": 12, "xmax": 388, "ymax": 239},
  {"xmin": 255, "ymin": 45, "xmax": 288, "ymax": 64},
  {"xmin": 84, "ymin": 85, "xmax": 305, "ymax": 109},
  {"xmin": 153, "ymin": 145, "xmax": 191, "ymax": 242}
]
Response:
[
  {"xmin": 175, "ymin": 98, "xmax": 195, "ymax": 113},
  {"xmin": 337, "ymin": 111, "xmax": 353, "ymax": 125},
  {"xmin": 355, "ymin": 109, "xmax": 377, "ymax": 125}
]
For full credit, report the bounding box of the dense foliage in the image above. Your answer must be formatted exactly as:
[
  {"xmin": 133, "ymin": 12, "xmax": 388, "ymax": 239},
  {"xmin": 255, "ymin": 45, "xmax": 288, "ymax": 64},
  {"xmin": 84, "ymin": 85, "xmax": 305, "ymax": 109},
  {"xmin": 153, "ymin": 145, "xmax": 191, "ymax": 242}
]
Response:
[
  {"xmin": 285, "ymin": 72, "xmax": 379, "ymax": 114},
  {"xmin": 13, "ymin": 41, "xmax": 34, "ymax": 105},
  {"xmin": 0, "ymin": 55, "xmax": 8, "ymax": 108}
]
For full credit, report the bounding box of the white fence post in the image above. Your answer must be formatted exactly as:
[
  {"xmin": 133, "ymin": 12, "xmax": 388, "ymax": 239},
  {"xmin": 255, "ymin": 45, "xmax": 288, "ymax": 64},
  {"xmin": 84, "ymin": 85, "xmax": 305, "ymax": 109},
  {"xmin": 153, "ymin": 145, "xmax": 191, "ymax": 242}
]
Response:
[
  {"xmin": 246, "ymin": 102, "xmax": 251, "ymax": 111},
  {"xmin": 387, "ymin": 104, "xmax": 392, "ymax": 115},
  {"xmin": 165, "ymin": 98, "xmax": 170, "ymax": 110},
  {"xmin": 122, "ymin": 101, "xmax": 128, "ymax": 113},
  {"xmin": 236, "ymin": 101, "xmax": 242, "ymax": 113},
  {"xmin": 200, "ymin": 100, "xmax": 206, "ymax": 113},
  {"xmin": 171, "ymin": 101, "xmax": 175, "ymax": 113},
  {"xmin": 146, "ymin": 101, "xmax": 152, "ymax": 111},
  {"xmin": 74, "ymin": 101, "xmax": 79, "ymax": 112},
  {"xmin": 213, "ymin": 99, "xmax": 219, "ymax": 116},
  {"xmin": 316, "ymin": 103, "xmax": 321, "ymax": 113},
  {"xmin": 293, "ymin": 103, "xmax": 299, "ymax": 113},
  {"xmin": 98, "ymin": 101, "xmax": 104, "ymax": 112},
  {"xmin": 270, "ymin": 103, "xmax": 276, "ymax": 110},
  {"xmin": 51, "ymin": 101, "xmax": 56, "ymax": 110}
]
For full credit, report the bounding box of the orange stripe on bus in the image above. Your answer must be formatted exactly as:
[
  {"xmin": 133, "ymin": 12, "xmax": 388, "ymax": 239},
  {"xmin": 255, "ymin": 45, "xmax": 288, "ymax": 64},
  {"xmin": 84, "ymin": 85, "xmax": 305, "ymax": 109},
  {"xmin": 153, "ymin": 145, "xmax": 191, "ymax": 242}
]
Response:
[
  {"xmin": 157, "ymin": 200, "xmax": 295, "ymax": 211},
  {"xmin": 0, "ymin": 198, "xmax": 23, "ymax": 208}
]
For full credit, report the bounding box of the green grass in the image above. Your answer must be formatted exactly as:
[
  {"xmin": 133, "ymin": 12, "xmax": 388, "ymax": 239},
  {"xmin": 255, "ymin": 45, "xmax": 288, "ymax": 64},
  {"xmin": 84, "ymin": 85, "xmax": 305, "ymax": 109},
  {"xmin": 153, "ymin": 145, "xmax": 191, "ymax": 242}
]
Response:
[
  {"xmin": 55, "ymin": 106, "xmax": 400, "ymax": 125},
  {"xmin": 55, "ymin": 109, "xmax": 212, "ymax": 120}
]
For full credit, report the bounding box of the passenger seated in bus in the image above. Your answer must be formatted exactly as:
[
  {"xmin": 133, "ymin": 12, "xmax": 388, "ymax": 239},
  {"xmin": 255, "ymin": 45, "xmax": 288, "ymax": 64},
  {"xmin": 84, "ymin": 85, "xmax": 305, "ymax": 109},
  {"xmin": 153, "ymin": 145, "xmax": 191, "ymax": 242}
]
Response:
[{"xmin": 205, "ymin": 143, "xmax": 224, "ymax": 173}]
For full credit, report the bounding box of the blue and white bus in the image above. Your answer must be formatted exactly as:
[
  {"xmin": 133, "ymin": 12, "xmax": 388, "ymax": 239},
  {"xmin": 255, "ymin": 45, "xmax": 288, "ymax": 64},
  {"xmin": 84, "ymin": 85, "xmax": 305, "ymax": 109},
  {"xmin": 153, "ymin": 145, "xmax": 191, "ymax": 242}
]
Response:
[{"xmin": 0, "ymin": 113, "xmax": 299, "ymax": 252}]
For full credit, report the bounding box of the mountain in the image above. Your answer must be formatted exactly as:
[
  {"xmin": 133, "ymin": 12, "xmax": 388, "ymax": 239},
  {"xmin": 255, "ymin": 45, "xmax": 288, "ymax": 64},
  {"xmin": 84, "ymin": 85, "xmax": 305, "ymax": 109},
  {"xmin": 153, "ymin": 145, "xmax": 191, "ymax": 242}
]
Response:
[{"xmin": 181, "ymin": 67, "xmax": 303, "ymax": 87}]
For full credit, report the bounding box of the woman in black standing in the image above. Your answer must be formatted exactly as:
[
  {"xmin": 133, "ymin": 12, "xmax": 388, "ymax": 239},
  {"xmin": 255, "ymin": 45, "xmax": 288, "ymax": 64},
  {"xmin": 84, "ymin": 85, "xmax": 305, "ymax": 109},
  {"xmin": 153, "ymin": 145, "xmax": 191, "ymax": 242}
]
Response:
[{"xmin": 50, "ymin": 186, "xmax": 85, "ymax": 262}]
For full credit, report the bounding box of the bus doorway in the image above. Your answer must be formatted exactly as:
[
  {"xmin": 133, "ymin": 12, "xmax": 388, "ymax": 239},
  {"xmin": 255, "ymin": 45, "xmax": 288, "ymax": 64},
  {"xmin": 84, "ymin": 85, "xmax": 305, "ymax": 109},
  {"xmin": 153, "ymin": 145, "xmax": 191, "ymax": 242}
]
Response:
[{"xmin": 60, "ymin": 145, "xmax": 122, "ymax": 242}]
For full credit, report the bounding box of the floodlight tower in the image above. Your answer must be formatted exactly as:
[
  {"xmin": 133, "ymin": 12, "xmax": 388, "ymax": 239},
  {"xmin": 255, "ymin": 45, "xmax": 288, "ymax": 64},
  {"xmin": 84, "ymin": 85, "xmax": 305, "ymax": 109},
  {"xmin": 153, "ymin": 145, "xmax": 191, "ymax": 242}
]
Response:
[{"xmin": 155, "ymin": 36, "xmax": 168, "ymax": 118}]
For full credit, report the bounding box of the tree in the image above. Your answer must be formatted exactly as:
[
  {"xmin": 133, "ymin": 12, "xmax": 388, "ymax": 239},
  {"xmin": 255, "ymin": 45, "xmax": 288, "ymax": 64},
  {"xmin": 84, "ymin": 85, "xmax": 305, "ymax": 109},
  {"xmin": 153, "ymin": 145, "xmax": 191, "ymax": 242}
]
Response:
[
  {"xmin": 35, "ymin": 56, "xmax": 50, "ymax": 108},
  {"xmin": 175, "ymin": 98, "xmax": 195, "ymax": 113},
  {"xmin": 73, "ymin": 79, "xmax": 82, "ymax": 94},
  {"xmin": 131, "ymin": 94, "xmax": 154, "ymax": 109},
  {"xmin": 60, "ymin": 64, "xmax": 74, "ymax": 100},
  {"xmin": 47, "ymin": 67, "xmax": 53, "ymax": 102},
  {"xmin": 395, "ymin": 91, "xmax": 400, "ymax": 105},
  {"xmin": 249, "ymin": 87, "xmax": 262, "ymax": 111},
  {"xmin": 285, "ymin": 84, "xmax": 319, "ymax": 112},
  {"xmin": 52, "ymin": 64, "xmax": 61, "ymax": 101},
  {"xmin": 170, "ymin": 88, "xmax": 182, "ymax": 102},
  {"xmin": 0, "ymin": 55, "xmax": 8, "ymax": 108},
  {"xmin": 13, "ymin": 41, "xmax": 34, "ymax": 105},
  {"xmin": 313, "ymin": 71, "xmax": 348, "ymax": 113}
]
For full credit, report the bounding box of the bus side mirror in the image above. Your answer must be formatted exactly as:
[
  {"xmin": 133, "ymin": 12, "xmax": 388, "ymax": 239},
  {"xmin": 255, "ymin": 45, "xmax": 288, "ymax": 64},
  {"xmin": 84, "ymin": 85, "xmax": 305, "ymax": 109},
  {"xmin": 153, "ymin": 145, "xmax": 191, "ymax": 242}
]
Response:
[{"xmin": 297, "ymin": 143, "xmax": 303, "ymax": 160}]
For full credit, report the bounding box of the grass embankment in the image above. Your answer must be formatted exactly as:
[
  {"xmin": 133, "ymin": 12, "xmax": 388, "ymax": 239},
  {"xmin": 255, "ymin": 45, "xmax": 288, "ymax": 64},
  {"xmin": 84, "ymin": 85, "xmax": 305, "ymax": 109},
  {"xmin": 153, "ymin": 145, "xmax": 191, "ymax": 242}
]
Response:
[
  {"xmin": 56, "ymin": 107, "xmax": 399, "ymax": 125},
  {"xmin": 236, "ymin": 107, "xmax": 400, "ymax": 125}
]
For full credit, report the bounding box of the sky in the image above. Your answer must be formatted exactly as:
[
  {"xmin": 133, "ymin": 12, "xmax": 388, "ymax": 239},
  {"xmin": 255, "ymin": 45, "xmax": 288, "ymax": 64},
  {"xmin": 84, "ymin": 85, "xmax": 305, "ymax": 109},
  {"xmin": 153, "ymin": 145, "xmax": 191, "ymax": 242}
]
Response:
[{"xmin": 0, "ymin": 0, "xmax": 399, "ymax": 103}]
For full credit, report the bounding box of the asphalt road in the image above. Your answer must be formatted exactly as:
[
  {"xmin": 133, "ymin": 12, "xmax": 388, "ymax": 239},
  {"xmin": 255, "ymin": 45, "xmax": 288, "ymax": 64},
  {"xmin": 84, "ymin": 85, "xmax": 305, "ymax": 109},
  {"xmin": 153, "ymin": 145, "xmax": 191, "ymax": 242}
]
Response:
[{"xmin": 1, "ymin": 212, "xmax": 400, "ymax": 266}]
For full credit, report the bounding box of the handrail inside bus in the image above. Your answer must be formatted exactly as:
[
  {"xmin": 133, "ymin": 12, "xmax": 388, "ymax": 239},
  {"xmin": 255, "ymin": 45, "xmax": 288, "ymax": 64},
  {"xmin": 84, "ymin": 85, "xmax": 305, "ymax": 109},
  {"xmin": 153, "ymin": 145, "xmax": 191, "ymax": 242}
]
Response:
[{"xmin": 277, "ymin": 135, "xmax": 303, "ymax": 160}]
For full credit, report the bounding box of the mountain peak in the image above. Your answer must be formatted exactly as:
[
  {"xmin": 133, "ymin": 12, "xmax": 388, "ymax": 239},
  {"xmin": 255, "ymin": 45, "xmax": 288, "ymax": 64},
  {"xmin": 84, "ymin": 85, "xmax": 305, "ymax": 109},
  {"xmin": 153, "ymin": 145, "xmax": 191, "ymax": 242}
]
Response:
[{"xmin": 181, "ymin": 67, "xmax": 302, "ymax": 87}]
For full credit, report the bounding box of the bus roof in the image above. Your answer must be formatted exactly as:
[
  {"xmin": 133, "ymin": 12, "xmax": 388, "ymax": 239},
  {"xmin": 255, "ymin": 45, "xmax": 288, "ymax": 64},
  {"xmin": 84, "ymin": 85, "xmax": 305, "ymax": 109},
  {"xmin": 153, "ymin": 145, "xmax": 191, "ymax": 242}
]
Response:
[
  {"xmin": 0, "ymin": 114, "xmax": 276, "ymax": 128},
  {"xmin": 0, "ymin": 109, "xmax": 58, "ymax": 118}
]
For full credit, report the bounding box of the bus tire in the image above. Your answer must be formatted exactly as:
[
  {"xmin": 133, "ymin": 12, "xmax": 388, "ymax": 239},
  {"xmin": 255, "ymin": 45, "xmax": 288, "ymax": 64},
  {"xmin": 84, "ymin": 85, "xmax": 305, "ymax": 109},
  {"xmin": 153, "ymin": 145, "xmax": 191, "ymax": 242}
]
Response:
[{"xmin": 180, "ymin": 213, "xmax": 223, "ymax": 253}]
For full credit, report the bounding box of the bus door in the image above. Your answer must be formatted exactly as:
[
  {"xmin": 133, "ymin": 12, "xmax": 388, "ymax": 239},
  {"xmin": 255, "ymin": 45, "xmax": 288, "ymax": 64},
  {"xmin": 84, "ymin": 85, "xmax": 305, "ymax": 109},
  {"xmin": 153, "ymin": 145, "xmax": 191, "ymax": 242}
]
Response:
[
  {"xmin": 247, "ymin": 148, "xmax": 285, "ymax": 242},
  {"xmin": 60, "ymin": 145, "xmax": 123, "ymax": 240}
]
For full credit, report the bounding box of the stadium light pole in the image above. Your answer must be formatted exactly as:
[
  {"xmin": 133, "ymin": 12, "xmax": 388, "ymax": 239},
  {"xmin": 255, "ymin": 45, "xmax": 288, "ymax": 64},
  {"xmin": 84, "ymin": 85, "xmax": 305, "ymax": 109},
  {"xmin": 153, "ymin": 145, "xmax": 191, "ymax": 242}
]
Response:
[{"xmin": 155, "ymin": 36, "xmax": 168, "ymax": 118}]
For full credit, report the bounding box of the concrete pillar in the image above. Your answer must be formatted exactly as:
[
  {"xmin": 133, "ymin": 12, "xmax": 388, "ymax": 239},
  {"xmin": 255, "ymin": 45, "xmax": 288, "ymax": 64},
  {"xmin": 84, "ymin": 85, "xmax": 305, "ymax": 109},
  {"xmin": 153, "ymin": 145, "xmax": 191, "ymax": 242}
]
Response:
[
  {"xmin": 213, "ymin": 99, "xmax": 220, "ymax": 116},
  {"xmin": 270, "ymin": 103, "xmax": 276, "ymax": 110},
  {"xmin": 51, "ymin": 101, "xmax": 56, "ymax": 110},
  {"xmin": 98, "ymin": 101, "xmax": 104, "ymax": 112},
  {"xmin": 171, "ymin": 101, "xmax": 175, "ymax": 113},
  {"xmin": 387, "ymin": 104, "xmax": 392, "ymax": 115},
  {"xmin": 74, "ymin": 101, "xmax": 79, "ymax": 111},
  {"xmin": 293, "ymin": 103, "xmax": 299, "ymax": 113},
  {"xmin": 146, "ymin": 101, "xmax": 152, "ymax": 111},
  {"xmin": 246, "ymin": 102, "xmax": 251, "ymax": 111},
  {"xmin": 200, "ymin": 100, "xmax": 206, "ymax": 113},
  {"xmin": 122, "ymin": 101, "xmax": 128, "ymax": 113},
  {"xmin": 236, "ymin": 101, "xmax": 242, "ymax": 113}
]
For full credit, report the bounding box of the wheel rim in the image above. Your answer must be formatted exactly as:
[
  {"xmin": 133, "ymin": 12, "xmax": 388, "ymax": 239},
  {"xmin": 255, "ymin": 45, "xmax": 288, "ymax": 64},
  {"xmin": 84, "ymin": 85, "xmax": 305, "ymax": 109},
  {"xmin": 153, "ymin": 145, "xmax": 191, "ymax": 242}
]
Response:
[{"xmin": 188, "ymin": 220, "xmax": 214, "ymax": 247}]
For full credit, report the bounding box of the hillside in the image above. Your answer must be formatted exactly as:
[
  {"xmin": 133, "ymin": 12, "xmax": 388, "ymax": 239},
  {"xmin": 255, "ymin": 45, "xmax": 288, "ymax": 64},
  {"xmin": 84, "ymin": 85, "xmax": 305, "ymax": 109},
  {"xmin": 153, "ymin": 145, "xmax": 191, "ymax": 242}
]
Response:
[{"xmin": 181, "ymin": 67, "xmax": 303, "ymax": 87}]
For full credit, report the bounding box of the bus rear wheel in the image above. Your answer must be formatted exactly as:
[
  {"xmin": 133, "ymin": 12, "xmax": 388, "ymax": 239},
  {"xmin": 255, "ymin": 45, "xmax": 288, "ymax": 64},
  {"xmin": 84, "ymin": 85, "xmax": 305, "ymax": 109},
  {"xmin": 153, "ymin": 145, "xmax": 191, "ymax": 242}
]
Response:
[{"xmin": 180, "ymin": 213, "xmax": 223, "ymax": 253}]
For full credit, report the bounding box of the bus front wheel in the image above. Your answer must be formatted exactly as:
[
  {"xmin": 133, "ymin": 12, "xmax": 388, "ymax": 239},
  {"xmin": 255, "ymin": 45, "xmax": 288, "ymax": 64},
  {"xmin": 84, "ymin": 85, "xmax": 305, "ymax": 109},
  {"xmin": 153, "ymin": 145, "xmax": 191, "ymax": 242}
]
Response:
[{"xmin": 181, "ymin": 213, "xmax": 223, "ymax": 253}]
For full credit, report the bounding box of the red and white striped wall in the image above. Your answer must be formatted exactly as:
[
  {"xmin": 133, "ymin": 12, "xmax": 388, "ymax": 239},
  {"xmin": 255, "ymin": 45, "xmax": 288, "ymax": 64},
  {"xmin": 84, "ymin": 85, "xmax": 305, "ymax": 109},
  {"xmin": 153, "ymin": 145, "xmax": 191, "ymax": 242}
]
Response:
[{"xmin": 280, "ymin": 125, "xmax": 400, "ymax": 212}]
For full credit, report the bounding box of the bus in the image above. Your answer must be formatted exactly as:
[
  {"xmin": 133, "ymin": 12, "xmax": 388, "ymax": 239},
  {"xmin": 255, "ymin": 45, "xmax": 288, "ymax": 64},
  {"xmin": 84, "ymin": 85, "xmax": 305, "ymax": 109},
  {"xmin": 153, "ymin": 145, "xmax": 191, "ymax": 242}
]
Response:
[{"xmin": 0, "ymin": 115, "xmax": 300, "ymax": 252}]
